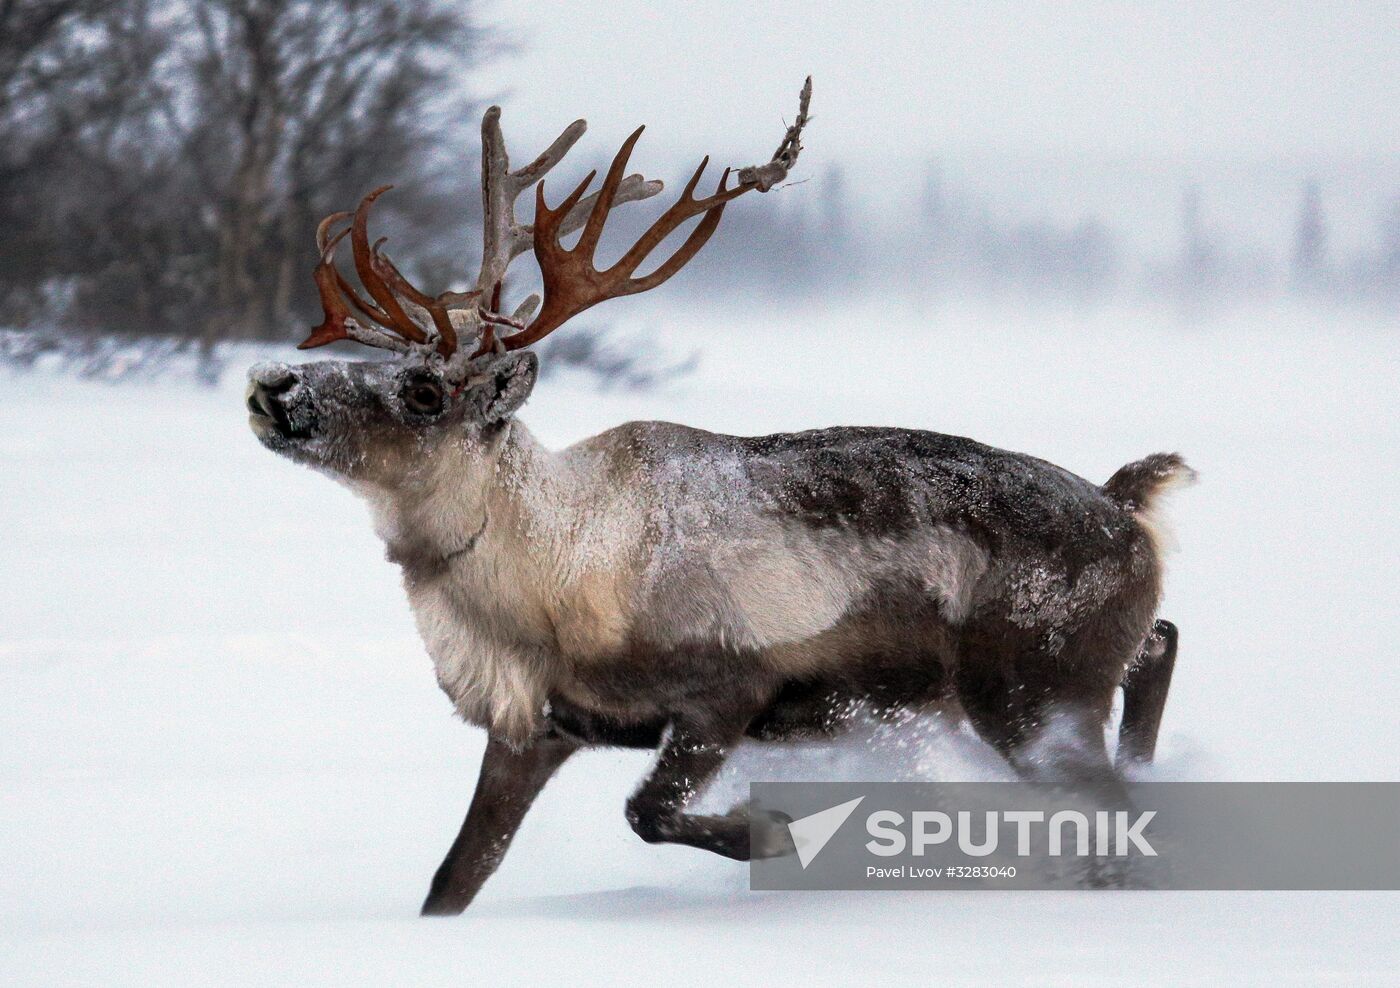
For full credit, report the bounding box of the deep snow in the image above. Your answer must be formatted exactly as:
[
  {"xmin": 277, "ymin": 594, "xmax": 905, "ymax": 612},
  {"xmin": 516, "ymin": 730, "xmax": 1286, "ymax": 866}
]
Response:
[{"xmin": 2, "ymin": 300, "xmax": 1396, "ymax": 984}]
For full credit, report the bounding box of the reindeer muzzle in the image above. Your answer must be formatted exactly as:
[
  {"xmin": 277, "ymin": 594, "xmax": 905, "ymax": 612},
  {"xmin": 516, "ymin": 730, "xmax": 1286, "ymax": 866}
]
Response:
[{"xmin": 247, "ymin": 363, "xmax": 315, "ymax": 440}]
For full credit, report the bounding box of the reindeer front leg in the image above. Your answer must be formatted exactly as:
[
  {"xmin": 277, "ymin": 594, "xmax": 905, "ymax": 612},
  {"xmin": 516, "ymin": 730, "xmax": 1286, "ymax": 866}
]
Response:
[
  {"xmin": 624, "ymin": 707, "xmax": 791, "ymax": 861},
  {"xmin": 421, "ymin": 733, "xmax": 577, "ymax": 916}
]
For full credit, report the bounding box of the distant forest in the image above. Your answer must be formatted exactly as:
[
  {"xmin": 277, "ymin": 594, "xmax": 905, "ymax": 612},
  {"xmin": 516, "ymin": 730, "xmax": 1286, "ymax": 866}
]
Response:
[
  {"xmin": 706, "ymin": 162, "xmax": 1400, "ymax": 316},
  {"xmin": 4, "ymin": 1, "xmax": 1398, "ymax": 351}
]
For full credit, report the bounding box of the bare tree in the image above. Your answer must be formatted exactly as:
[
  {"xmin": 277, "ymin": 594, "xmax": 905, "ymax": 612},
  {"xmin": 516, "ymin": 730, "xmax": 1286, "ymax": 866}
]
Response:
[
  {"xmin": 171, "ymin": 0, "xmax": 483, "ymax": 342},
  {"xmin": 0, "ymin": 0, "xmax": 155, "ymax": 319},
  {"xmin": 0, "ymin": 0, "xmax": 487, "ymax": 342}
]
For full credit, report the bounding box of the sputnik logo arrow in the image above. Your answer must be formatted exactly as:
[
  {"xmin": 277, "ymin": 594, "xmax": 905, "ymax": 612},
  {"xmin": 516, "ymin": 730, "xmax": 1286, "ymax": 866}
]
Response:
[{"xmin": 787, "ymin": 796, "xmax": 865, "ymax": 868}]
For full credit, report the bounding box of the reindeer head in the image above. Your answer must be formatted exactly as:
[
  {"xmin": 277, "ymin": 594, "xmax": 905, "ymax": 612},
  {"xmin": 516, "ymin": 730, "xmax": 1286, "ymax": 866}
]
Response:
[{"xmin": 248, "ymin": 81, "xmax": 811, "ymax": 488}]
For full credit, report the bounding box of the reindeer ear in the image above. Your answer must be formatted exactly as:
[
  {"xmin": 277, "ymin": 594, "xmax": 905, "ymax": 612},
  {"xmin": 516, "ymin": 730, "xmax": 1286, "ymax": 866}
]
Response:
[{"xmin": 465, "ymin": 351, "xmax": 538, "ymax": 425}]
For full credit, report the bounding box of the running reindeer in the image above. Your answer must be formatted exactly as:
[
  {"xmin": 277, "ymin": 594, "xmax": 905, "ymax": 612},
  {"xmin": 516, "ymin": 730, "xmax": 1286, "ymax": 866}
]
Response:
[{"xmin": 247, "ymin": 80, "xmax": 1187, "ymax": 915}]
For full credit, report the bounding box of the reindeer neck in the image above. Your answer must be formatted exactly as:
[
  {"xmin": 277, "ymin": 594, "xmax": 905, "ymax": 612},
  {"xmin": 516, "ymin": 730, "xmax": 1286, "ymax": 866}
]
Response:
[{"xmin": 366, "ymin": 419, "xmax": 594, "ymax": 582}]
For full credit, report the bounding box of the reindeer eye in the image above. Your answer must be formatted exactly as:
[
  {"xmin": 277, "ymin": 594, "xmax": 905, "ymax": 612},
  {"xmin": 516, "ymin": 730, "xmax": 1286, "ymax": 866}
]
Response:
[{"xmin": 401, "ymin": 375, "xmax": 445, "ymax": 415}]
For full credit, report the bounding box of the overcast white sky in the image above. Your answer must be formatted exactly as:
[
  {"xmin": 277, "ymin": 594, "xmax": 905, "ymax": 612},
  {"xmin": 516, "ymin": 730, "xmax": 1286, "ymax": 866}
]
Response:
[
  {"xmin": 476, "ymin": 1, "xmax": 1398, "ymax": 162},
  {"xmin": 473, "ymin": 1, "xmax": 1399, "ymax": 253}
]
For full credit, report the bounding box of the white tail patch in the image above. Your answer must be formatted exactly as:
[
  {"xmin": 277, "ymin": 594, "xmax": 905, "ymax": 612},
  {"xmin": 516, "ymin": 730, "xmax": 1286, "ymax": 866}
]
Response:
[{"xmin": 1135, "ymin": 465, "xmax": 1197, "ymax": 561}]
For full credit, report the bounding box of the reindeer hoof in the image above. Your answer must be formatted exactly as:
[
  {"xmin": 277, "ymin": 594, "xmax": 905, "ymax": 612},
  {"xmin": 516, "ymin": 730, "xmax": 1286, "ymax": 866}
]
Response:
[
  {"xmin": 749, "ymin": 808, "xmax": 798, "ymax": 860},
  {"xmin": 420, "ymin": 890, "xmax": 471, "ymax": 917}
]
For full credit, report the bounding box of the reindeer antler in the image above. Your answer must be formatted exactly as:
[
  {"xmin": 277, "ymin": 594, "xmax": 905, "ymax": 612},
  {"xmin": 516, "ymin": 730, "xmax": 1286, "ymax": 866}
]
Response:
[
  {"xmin": 303, "ymin": 112, "xmax": 663, "ymax": 360},
  {"xmin": 497, "ymin": 76, "xmax": 812, "ymax": 355},
  {"xmin": 302, "ymin": 189, "xmax": 454, "ymax": 355},
  {"xmin": 302, "ymin": 77, "xmax": 812, "ymax": 372},
  {"xmin": 498, "ymin": 134, "xmax": 744, "ymax": 353}
]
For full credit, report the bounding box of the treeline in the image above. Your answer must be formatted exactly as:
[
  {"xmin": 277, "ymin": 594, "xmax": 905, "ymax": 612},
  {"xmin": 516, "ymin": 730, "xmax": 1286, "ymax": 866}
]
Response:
[
  {"xmin": 1, "ymin": 0, "xmax": 485, "ymax": 344},
  {"xmin": 704, "ymin": 164, "xmax": 1400, "ymax": 313}
]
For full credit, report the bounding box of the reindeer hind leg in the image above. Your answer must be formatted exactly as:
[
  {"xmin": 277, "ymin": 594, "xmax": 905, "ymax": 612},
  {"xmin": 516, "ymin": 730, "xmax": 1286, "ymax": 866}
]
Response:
[{"xmin": 1117, "ymin": 619, "xmax": 1178, "ymax": 767}]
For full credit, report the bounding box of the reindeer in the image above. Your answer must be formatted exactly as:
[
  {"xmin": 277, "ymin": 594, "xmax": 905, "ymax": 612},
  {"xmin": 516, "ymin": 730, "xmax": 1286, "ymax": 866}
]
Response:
[{"xmin": 247, "ymin": 80, "xmax": 1190, "ymax": 915}]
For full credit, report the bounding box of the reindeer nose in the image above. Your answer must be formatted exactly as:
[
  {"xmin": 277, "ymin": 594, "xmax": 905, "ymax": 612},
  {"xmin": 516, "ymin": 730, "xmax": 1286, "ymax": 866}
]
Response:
[
  {"xmin": 246, "ymin": 363, "xmax": 298, "ymax": 425},
  {"xmin": 247, "ymin": 380, "xmax": 284, "ymax": 420},
  {"xmin": 250, "ymin": 361, "xmax": 297, "ymax": 390}
]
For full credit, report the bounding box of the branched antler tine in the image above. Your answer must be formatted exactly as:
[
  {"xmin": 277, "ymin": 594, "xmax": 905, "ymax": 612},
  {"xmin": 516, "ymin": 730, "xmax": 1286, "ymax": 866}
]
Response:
[
  {"xmin": 320, "ymin": 225, "xmax": 350, "ymax": 264},
  {"xmin": 505, "ymin": 174, "xmax": 664, "ymax": 263},
  {"xmin": 313, "ymin": 215, "xmax": 397, "ymax": 330},
  {"xmin": 341, "ymin": 78, "xmax": 812, "ymax": 361},
  {"xmin": 511, "ymin": 293, "xmax": 540, "ymax": 324},
  {"xmin": 349, "ymin": 187, "xmax": 427, "ymax": 343},
  {"xmin": 370, "ymin": 246, "xmax": 434, "ymax": 309},
  {"xmin": 316, "ymin": 211, "xmax": 351, "ymax": 252},
  {"xmin": 302, "ymin": 227, "xmax": 356, "ymax": 349},
  {"xmin": 477, "ymin": 111, "xmax": 588, "ymax": 294},
  {"xmin": 304, "ymin": 223, "xmax": 422, "ymax": 350},
  {"xmin": 333, "ymin": 271, "xmax": 394, "ymax": 330},
  {"xmin": 623, "ymin": 170, "xmax": 734, "ymax": 293},
  {"xmin": 343, "ymin": 321, "xmax": 412, "ymax": 353},
  {"xmin": 511, "ymin": 118, "xmax": 587, "ymax": 189},
  {"xmin": 606, "ymin": 156, "xmax": 708, "ymax": 276},
  {"xmin": 575, "ymin": 126, "xmax": 645, "ymax": 259},
  {"xmin": 610, "ymin": 160, "xmax": 744, "ymax": 280},
  {"xmin": 539, "ymin": 169, "xmax": 599, "ymax": 232},
  {"xmin": 476, "ymin": 106, "xmax": 522, "ymax": 294},
  {"xmin": 370, "ymin": 245, "xmax": 458, "ymax": 356},
  {"xmin": 682, "ymin": 156, "xmax": 711, "ymax": 199},
  {"xmin": 558, "ymin": 174, "xmax": 664, "ymax": 239}
]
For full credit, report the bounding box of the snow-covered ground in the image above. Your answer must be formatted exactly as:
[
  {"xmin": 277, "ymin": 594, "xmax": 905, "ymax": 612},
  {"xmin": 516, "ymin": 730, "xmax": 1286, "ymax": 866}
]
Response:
[{"xmin": 2, "ymin": 300, "xmax": 1396, "ymax": 984}]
